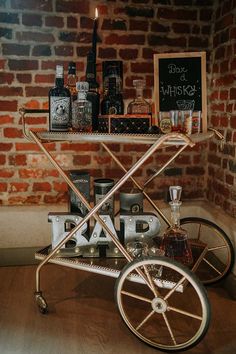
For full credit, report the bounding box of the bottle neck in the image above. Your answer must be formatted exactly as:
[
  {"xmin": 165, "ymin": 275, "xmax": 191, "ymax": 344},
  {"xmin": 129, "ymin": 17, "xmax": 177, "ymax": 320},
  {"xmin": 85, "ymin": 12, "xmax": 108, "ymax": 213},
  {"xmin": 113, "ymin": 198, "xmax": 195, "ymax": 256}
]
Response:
[
  {"xmin": 55, "ymin": 77, "xmax": 64, "ymax": 87},
  {"xmin": 136, "ymin": 87, "xmax": 144, "ymax": 99},
  {"xmin": 169, "ymin": 201, "xmax": 181, "ymax": 228}
]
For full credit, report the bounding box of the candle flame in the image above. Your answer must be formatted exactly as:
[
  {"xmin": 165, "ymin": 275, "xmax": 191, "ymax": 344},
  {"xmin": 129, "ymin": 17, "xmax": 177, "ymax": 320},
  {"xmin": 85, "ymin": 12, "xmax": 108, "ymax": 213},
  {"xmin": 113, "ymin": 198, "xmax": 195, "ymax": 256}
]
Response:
[{"xmin": 95, "ymin": 8, "xmax": 98, "ymax": 19}]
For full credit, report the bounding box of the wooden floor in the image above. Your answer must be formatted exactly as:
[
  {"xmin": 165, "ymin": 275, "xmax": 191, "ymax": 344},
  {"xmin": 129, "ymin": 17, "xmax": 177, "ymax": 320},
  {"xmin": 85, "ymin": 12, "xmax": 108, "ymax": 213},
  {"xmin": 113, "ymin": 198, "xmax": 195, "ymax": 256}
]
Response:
[{"xmin": 0, "ymin": 264, "xmax": 236, "ymax": 354}]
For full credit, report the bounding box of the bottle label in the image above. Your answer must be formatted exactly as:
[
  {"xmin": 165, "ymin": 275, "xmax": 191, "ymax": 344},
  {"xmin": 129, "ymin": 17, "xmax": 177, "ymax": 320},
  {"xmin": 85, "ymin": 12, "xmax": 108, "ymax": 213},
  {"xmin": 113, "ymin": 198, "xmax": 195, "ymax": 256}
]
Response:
[
  {"xmin": 50, "ymin": 97, "xmax": 70, "ymax": 131},
  {"xmin": 95, "ymin": 193, "xmax": 114, "ymax": 215}
]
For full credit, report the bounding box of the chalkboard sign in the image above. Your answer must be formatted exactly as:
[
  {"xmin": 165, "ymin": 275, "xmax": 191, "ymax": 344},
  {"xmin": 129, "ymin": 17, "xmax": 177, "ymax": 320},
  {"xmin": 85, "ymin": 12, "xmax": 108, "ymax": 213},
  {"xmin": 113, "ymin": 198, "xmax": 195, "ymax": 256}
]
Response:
[{"xmin": 154, "ymin": 52, "xmax": 207, "ymax": 132}]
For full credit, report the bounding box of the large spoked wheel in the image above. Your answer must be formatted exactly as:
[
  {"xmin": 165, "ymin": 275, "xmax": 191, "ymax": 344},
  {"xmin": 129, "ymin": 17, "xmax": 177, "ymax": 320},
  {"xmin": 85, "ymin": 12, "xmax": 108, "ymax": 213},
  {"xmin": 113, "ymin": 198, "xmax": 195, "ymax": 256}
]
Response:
[
  {"xmin": 180, "ymin": 217, "xmax": 234, "ymax": 285},
  {"xmin": 115, "ymin": 257, "xmax": 210, "ymax": 352}
]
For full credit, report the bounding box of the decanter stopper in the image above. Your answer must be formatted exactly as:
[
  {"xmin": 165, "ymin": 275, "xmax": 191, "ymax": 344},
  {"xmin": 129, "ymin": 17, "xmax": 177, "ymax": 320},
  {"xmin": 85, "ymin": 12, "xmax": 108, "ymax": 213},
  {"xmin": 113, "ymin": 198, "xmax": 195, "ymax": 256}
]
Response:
[{"xmin": 169, "ymin": 185, "xmax": 182, "ymax": 203}]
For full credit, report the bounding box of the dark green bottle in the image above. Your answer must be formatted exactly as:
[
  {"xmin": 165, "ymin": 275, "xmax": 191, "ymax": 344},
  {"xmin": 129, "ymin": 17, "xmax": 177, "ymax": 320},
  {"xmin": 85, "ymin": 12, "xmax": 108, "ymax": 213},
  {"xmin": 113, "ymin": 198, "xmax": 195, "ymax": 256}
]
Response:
[{"xmin": 101, "ymin": 77, "xmax": 124, "ymax": 115}]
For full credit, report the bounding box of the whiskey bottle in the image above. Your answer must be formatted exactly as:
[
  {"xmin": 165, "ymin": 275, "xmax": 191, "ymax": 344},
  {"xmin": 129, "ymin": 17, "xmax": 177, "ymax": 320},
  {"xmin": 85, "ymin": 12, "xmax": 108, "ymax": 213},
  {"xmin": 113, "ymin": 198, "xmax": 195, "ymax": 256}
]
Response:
[
  {"xmin": 72, "ymin": 81, "xmax": 92, "ymax": 132},
  {"xmin": 67, "ymin": 61, "xmax": 77, "ymax": 102},
  {"xmin": 101, "ymin": 77, "xmax": 124, "ymax": 115},
  {"xmin": 49, "ymin": 65, "xmax": 71, "ymax": 132},
  {"xmin": 160, "ymin": 186, "xmax": 193, "ymax": 265},
  {"xmin": 86, "ymin": 51, "xmax": 100, "ymax": 132},
  {"xmin": 127, "ymin": 79, "xmax": 151, "ymax": 115}
]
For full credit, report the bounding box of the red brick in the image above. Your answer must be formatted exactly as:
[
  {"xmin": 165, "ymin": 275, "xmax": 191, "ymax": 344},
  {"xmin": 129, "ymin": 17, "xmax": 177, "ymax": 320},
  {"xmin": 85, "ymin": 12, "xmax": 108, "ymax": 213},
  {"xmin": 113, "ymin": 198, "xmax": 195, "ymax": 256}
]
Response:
[
  {"xmin": 26, "ymin": 195, "xmax": 42, "ymax": 204},
  {"xmin": 35, "ymin": 74, "xmax": 55, "ymax": 84},
  {"xmin": 98, "ymin": 47, "xmax": 117, "ymax": 59},
  {"xmin": 0, "ymin": 143, "xmax": 13, "ymax": 151},
  {"xmin": 25, "ymin": 116, "xmax": 47, "ymax": 125},
  {"xmin": 67, "ymin": 16, "xmax": 78, "ymax": 28},
  {"xmin": 0, "ymin": 72, "xmax": 14, "ymax": 84},
  {"xmin": 8, "ymin": 154, "xmax": 27, "ymax": 166},
  {"xmin": 25, "ymin": 86, "xmax": 50, "ymax": 97},
  {"xmin": 0, "ymin": 59, "xmax": 6, "ymax": 69},
  {"xmin": 0, "ymin": 169, "xmax": 15, "ymax": 178},
  {"xmin": 4, "ymin": 128, "xmax": 22, "ymax": 138},
  {"xmin": 10, "ymin": 182, "xmax": 29, "ymax": 192},
  {"xmin": 53, "ymin": 181, "xmax": 68, "ymax": 192},
  {"xmin": 0, "ymin": 115, "xmax": 14, "ymax": 124},
  {"xmin": 45, "ymin": 16, "xmax": 64, "ymax": 28},
  {"xmin": 22, "ymin": 14, "xmax": 42, "ymax": 27},
  {"xmin": 43, "ymin": 193, "xmax": 68, "ymax": 204},
  {"xmin": 24, "ymin": 100, "xmax": 41, "ymax": 109},
  {"xmin": 33, "ymin": 182, "xmax": 51, "ymax": 192},
  {"xmin": 61, "ymin": 142, "xmax": 100, "ymax": 152},
  {"xmin": 11, "ymin": 0, "xmax": 52, "ymax": 11},
  {"xmin": 130, "ymin": 19, "xmax": 149, "ymax": 32},
  {"xmin": 73, "ymin": 155, "xmax": 91, "ymax": 165},
  {"xmin": 230, "ymin": 115, "xmax": 236, "ymax": 129},
  {"xmin": 16, "ymin": 31, "xmax": 54, "ymax": 43},
  {"xmin": 56, "ymin": 0, "xmax": 89, "ymax": 14},
  {"xmin": 0, "ymin": 100, "xmax": 17, "ymax": 111},
  {"xmin": 0, "ymin": 86, "xmax": 23, "ymax": 97},
  {"xmin": 54, "ymin": 46, "xmax": 74, "ymax": 56},
  {"xmin": 226, "ymin": 174, "xmax": 234, "ymax": 185},
  {"xmin": 8, "ymin": 196, "xmax": 26, "ymax": 205},
  {"xmin": 19, "ymin": 169, "xmax": 59, "ymax": 178},
  {"xmin": 0, "ymin": 183, "xmax": 7, "ymax": 192},
  {"xmin": 220, "ymin": 90, "xmax": 229, "ymax": 100},
  {"xmin": 119, "ymin": 49, "xmax": 138, "ymax": 60},
  {"xmin": 105, "ymin": 34, "xmax": 145, "ymax": 45},
  {"xmin": 131, "ymin": 62, "xmax": 154, "ymax": 73},
  {"xmin": 230, "ymin": 88, "xmax": 236, "ymax": 99},
  {"xmin": 8, "ymin": 59, "xmax": 38, "ymax": 71},
  {"xmin": 0, "ymin": 155, "xmax": 6, "ymax": 165},
  {"xmin": 16, "ymin": 74, "xmax": 32, "ymax": 84}
]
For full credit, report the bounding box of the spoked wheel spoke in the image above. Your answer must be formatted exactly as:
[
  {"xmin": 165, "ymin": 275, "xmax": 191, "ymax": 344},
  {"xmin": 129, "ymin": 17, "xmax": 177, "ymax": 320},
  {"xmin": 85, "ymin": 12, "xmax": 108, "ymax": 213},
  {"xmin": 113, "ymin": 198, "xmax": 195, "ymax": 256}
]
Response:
[
  {"xmin": 115, "ymin": 257, "xmax": 211, "ymax": 351},
  {"xmin": 168, "ymin": 305, "xmax": 203, "ymax": 320},
  {"xmin": 180, "ymin": 217, "xmax": 234, "ymax": 284},
  {"xmin": 162, "ymin": 312, "xmax": 177, "ymax": 345},
  {"xmin": 203, "ymin": 257, "xmax": 223, "ymax": 275}
]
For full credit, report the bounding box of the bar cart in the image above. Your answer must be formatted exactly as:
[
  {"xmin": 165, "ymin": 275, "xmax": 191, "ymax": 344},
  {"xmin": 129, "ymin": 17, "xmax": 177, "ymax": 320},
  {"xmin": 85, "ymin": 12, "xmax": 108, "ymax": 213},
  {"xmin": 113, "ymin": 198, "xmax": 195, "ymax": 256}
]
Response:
[{"xmin": 20, "ymin": 108, "xmax": 234, "ymax": 352}]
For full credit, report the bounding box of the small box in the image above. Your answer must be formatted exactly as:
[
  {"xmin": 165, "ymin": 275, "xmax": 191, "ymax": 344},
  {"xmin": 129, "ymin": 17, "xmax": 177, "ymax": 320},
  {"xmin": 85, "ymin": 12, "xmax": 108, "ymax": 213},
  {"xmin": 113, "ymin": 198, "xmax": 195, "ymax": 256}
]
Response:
[
  {"xmin": 98, "ymin": 114, "xmax": 151, "ymax": 134},
  {"xmin": 69, "ymin": 171, "xmax": 90, "ymax": 216}
]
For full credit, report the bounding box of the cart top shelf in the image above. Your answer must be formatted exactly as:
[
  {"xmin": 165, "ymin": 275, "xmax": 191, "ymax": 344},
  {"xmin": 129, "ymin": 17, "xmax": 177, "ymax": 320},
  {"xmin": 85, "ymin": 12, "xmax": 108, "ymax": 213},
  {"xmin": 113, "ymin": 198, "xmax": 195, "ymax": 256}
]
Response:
[{"xmin": 33, "ymin": 130, "xmax": 214, "ymax": 146}]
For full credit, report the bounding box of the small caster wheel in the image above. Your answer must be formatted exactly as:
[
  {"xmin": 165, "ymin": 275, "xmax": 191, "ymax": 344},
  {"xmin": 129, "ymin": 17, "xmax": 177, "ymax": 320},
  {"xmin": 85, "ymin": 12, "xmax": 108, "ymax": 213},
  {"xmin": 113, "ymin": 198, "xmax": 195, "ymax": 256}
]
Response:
[{"xmin": 35, "ymin": 291, "xmax": 48, "ymax": 314}]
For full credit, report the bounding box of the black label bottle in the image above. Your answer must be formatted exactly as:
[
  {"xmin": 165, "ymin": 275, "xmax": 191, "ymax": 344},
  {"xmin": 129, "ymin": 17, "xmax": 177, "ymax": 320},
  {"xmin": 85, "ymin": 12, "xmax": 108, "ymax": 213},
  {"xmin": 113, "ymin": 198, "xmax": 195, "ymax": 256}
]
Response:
[
  {"xmin": 101, "ymin": 77, "xmax": 124, "ymax": 115},
  {"xmin": 49, "ymin": 65, "xmax": 71, "ymax": 131},
  {"xmin": 86, "ymin": 51, "xmax": 100, "ymax": 132}
]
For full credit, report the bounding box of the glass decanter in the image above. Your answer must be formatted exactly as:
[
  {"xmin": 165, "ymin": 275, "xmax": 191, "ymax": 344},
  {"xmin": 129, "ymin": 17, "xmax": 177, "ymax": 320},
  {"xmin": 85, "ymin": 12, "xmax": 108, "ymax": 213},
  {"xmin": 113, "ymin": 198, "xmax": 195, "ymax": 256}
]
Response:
[
  {"xmin": 127, "ymin": 79, "xmax": 151, "ymax": 114},
  {"xmin": 72, "ymin": 81, "xmax": 92, "ymax": 132},
  {"xmin": 160, "ymin": 186, "xmax": 193, "ymax": 266}
]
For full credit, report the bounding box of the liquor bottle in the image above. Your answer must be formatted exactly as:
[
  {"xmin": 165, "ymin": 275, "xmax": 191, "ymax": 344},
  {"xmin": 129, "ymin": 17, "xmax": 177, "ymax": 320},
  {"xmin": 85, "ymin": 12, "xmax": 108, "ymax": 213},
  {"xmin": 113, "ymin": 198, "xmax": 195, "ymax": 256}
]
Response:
[
  {"xmin": 49, "ymin": 65, "xmax": 71, "ymax": 132},
  {"xmin": 67, "ymin": 61, "xmax": 77, "ymax": 102},
  {"xmin": 72, "ymin": 81, "xmax": 92, "ymax": 132},
  {"xmin": 102, "ymin": 60, "xmax": 123, "ymax": 95},
  {"xmin": 101, "ymin": 77, "xmax": 124, "ymax": 115},
  {"xmin": 127, "ymin": 79, "xmax": 151, "ymax": 115},
  {"xmin": 86, "ymin": 51, "xmax": 100, "ymax": 132},
  {"xmin": 160, "ymin": 186, "xmax": 193, "ymax": 265}
]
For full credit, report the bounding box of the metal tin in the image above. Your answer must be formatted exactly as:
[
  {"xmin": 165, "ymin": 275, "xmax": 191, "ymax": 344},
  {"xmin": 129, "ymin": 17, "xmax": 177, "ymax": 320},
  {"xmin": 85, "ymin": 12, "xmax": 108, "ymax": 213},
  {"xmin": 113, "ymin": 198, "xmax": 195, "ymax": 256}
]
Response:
[
  {"xmin": 94, "ymin": 178, "xmax": 114, "ymax": 216},
  {"xmin": 120, "ymin": 191, "xmax": 143, "ymax": 214}
]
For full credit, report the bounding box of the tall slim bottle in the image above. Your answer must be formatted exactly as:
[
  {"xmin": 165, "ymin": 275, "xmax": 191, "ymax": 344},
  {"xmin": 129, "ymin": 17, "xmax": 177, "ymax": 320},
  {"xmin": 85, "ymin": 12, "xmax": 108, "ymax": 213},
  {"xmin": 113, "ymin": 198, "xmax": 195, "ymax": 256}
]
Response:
[
  {"xmin": 49, "ymin": 65, "xmax": 71, "ymax": 132},
  {"xmin": 67, "ymin": 61, "xmax": 77, "ymax": 102},
  {"xmin": 86, "ymin": 51, "xmax": 100, "ymax": 132}
]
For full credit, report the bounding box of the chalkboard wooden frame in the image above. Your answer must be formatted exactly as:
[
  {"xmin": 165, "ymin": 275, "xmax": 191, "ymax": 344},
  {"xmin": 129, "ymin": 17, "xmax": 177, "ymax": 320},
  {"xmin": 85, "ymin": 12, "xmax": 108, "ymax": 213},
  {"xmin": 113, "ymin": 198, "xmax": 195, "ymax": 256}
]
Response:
[{"xmin": 154, "ymin": 51, "xmax": 207, "ymax": 133}]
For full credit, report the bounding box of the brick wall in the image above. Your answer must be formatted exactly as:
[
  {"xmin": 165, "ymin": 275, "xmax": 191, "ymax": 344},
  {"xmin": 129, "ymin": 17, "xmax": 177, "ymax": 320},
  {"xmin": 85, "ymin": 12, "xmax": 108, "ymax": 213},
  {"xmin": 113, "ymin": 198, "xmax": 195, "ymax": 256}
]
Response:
[
  {"xmin": 0, "ymin": 0, "xmax": 219, "ymax": 210},
  {"xmin": 208, "ymin": 0, "xmax": 236, "ymax": 218}
]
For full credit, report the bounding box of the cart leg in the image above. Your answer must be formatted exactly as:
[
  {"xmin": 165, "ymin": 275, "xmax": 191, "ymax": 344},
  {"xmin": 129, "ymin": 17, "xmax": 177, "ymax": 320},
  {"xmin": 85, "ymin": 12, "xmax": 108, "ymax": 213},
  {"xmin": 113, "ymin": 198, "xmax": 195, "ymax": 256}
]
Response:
[
  {"xmin": 34, "ymin": 263, "xmax": 48, "ymax": 314},
  {"xmin": 35, "ymin": 290, "xmax": 48, "ymax": 314}
]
